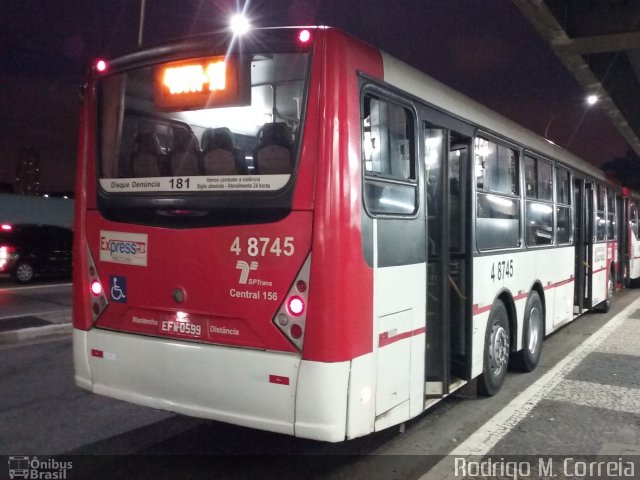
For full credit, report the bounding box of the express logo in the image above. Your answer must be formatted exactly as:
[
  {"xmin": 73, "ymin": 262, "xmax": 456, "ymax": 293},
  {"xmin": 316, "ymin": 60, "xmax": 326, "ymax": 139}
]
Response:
[
  {"xmin": 100, "ymin": 238, "xmax": 147, "ymax": 255},
  {"xmin": 99, "ymin": 230, "xmax": 149, "ymax": 266}
]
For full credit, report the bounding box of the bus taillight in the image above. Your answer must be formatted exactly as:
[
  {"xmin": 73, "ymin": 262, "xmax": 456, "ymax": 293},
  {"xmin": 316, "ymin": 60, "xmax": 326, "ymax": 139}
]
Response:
[
  {"xmin": 273, "ymin": 254, "xmax": 311, "ymax": 350},
  {"xmin": 287, "ymin": 296, "xmax": 305, "ymax": 316},
  {"xmin": 91, "ymin": 281, "xmax": 103, "ymax": 296},
  {"xmin": 86, "ymin": 246, "xmax": 108, "ymax": 322}
]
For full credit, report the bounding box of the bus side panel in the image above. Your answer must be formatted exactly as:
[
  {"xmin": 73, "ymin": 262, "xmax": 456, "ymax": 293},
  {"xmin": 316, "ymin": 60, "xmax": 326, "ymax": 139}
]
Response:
[
  {"xmin": 631, "ymin": 226, "xmax": 640, "ymax": 281},
  {"xmin": 302, "ymin": 30, "xmax": 383, "ymax": 363},
  {"xmin": 473, "ymin": 248, "xmax": 576, "ymax": 377},
  {"xmin": 373, "ymin": 263, "xmax": 426, "ymax": 427},
  {"xmin": 591, "ymin": 242, "xmax": 608, "ymax": 306}
]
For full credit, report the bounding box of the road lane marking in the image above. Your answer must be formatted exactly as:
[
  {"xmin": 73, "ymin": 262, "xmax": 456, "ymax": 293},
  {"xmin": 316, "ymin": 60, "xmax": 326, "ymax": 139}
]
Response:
[
  {"xmin": 0, "ymin": 309, "xmax": 71, "ymax": 321},
  {"xmin": 0, "ymin": 282, "xmax": 72, "ymax": 292}
]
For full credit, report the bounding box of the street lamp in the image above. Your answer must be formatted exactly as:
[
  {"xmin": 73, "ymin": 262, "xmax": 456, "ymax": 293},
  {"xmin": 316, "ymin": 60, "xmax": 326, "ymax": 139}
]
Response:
[
  {"xmin": 544, "ymin": 94, "xmax": 599, "ymax": 142},
  {"xmin": 230, "ymin": 13, "xmax": 251, "ymax": 36}
]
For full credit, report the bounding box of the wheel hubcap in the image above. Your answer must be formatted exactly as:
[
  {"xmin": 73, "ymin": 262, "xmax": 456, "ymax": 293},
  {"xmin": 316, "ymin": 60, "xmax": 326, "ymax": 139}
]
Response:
[
  {"xmin": 16, "ymin": 264, "xmax": 33, "ymax": 282},
  {"xmin": 528, "ymin": 306, "xmax": 541, "ymax": 354},
  {"xmin": 489, "ymin": 324, "xmax": 509, "ymax": 376}
]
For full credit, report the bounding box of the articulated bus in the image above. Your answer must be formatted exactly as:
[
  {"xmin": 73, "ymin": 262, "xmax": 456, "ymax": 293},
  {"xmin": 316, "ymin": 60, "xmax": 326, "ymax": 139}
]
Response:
[{"xmin": 73, "ymin": 26, "xmax": 639, "ymax": 442}]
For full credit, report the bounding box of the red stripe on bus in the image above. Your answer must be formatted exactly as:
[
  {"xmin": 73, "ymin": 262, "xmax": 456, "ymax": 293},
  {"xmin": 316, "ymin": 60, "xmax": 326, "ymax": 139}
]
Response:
[
  {"xmin": 91, "ymin": 349, "xmax": 103, "ymax": 358},
  {"xmin": 379, "ymin": 327, "xmax": 426, "ymax": 348},
  {"xmin": 473, "ymin": 304, "xmax": 493, "ymax": 315},
  {"xmin": 473, "ymin": 276, "xmax": 575, "ymax": 316},
  {"xmin": 269, "ymin": 375, "xmax": 290, "ymax": 386},
  {"xmin": 544, "ymin": 277, "xmax": 575, "ymax": 290},
  {"xmin": 513, "ymin": 291, "xmax": 528, "ymax": 301},
  {"xmin": 592, "ymin": 267, "xmax": 607, "ymax": 275}
]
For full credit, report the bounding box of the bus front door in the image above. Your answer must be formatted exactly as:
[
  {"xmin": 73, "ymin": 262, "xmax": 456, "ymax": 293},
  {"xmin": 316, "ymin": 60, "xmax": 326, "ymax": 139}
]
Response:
[
  {"xmin": 574, "ymin": 179, "xmax": 594, "ymax": 312},
  {"xmin": 423, "ymin": 116, "xmax": 472, "ymax": 399}
]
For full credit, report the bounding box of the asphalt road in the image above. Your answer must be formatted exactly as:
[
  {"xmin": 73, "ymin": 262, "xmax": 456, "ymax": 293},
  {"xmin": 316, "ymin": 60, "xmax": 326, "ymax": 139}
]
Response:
[
  {"xmin": 0, "ymin": 285, "xmax": 638, "ymax": 480},
  {"xmin": 0, "ymin": 278, "xmax": 72, "ymax": 321}
]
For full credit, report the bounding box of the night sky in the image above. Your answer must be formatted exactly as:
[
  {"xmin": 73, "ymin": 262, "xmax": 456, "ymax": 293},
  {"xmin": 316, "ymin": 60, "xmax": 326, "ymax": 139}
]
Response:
[{"xmin": 0, "ymin": 0, "xmax": 630, "ymax": 192}]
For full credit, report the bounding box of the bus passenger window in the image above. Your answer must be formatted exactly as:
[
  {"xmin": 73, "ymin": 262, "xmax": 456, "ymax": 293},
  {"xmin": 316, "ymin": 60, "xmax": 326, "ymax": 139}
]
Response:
[
  {"xmin": 363, "ymin": 96, "xmax": 415, "ymax": 181},
  {"xmin": 475, "ymin": 137, "xmax": 520, "ymax": 250},
  {"xmin": 556, "ymin": 167, "xmax": 572, "ymax": 245},
  {"xmin": 524, "ymin": 155, "xmax": 553, "ymax": 246},
  {"xmin": 596, "ymin": 185, "xmax": 606, "ymax": 241},
  {"xmin": 632, "ymin": 205, "xmax": 640, "ymax": 239},
  {"xmin": 606, "ymin": 188, "xmax": 616, "ymax": 239},
  {"xmin": 362, "ymin": 93, "xmax": 417, "ymax": 216}
]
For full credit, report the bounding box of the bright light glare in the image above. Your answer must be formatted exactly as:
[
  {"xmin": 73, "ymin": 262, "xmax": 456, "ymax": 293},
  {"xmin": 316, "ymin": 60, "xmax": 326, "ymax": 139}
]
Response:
[
  {"xmin": 586, "ymin": 95, "xmax": 598, "ymax": 105},
  {"xmin": 298, "ymin": 29, "xmax": 311, "ymax": 43},
  {"xmin": 91, "ymin": 281, "xmax": 103, "ymax": 296},
  {"xmin": 288, "ymin": 296, "xmax": 305, "ymax": 316},
  {"xmin": 96, "ymin": 59, "xmax": 107, "ymax": 72},
  {"xmin": 230, "ymin": 14, "xmax": 251, "ymax": 35},
  {"xmin": 1, "ymin": 224, "xmax": 12, "ymax": 231}
]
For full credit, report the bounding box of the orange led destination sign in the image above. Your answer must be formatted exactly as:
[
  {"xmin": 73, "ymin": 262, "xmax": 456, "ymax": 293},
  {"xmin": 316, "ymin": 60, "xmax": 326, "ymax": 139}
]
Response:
[{"xmin": 154, "ymin": 56, "xmax": 249, "ymax": 110}]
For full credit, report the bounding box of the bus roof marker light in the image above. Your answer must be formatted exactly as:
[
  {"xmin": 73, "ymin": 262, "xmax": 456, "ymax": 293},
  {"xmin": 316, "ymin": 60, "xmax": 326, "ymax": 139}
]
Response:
[
  {"xmin": 298, "ymin": 29, "xmax": 312, "ymax": 44},
  {"xmin": 230, "ymin": 13, "xmax": 251, "ymax": 36},
  {"xmin": 96, "ymin": 59, "xmax": 108, "ymax": 73}
]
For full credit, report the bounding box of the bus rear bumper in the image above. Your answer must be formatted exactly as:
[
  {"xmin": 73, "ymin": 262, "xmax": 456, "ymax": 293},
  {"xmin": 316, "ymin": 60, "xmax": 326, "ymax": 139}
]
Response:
[{"xmin": 73, "ymin": 328, "xmax": 303, "ymax": 437}]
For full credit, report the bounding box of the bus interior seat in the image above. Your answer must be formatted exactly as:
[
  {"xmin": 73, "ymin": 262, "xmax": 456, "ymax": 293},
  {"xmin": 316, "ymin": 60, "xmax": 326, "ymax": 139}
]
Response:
[
  {"xmin": 201, "ymin": 127, "xmax": 245, "ymax": 175},
  {"xmin": 170, "ymin": 129, "xmax": 200, "ymax": 176},
  {"xmin": 131, "ymin": 133, "xmax": 165, "ymax": 177},
  {"xmin": 253, "ymin": 122, "xmax": 293, "ymax": 174}
]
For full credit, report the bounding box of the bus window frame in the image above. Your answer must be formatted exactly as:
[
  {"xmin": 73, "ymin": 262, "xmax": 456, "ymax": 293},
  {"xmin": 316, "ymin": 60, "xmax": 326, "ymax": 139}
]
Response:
[
  {"xmin": 554, "ymin": 165, "xmax": 573, "ymax": 246},
  {"xmin": 523, "ymin": 152, "xmax": 554, "ymax": 248},
  {"xmin": 474, "ymin": 132, "xmax": 522, "ymax": 252},
  {"xmin": 360, "ymin": 84, "xmax": 420, "ymax": 219},
  {"xmin": 92, "ymin": 40, "xmax": 314, "ymax": 223}
]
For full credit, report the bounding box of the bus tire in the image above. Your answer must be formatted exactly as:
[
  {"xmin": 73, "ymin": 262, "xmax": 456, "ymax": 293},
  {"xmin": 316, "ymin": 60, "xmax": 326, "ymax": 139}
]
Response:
[
  {"xmin": 478, "ymin": 300, "xmax": 510, "ymax": 396},
  {"xmin": 512, "ymin": 291, "xmax": 543, "ymax": 372},
  {"xmin": 596, "ymin": 277, "xmax": 613, "ymax": 313}
]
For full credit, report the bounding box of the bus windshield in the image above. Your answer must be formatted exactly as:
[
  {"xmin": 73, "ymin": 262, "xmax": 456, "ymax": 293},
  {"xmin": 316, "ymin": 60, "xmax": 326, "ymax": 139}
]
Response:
[{"xmin": 97, "ymin": 52, "xmax": 309, "ymax": 196}]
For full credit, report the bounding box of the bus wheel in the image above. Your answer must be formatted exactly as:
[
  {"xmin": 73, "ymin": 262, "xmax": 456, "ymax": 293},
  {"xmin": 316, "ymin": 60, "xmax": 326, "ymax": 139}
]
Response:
[
  {"xmin": 478, "ymin": 300, "xmax": 510, "ymax": 396},
  {"xmin": 512, "ymin": 291, "xmax": 543, "ymax": 372}
]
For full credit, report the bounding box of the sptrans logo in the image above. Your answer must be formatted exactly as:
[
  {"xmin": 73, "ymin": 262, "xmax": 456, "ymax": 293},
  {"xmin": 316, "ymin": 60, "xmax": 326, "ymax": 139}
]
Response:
[{"xmin": 99, "ymin": 231, "xmax": 148, "ymax": 266}]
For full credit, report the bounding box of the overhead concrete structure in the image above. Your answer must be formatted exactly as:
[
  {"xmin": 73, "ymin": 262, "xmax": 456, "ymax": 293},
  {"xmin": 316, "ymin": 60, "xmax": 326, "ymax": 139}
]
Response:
[{"xmin": 512, "ymin": 0, "xmax": 640, "ymax": 157}]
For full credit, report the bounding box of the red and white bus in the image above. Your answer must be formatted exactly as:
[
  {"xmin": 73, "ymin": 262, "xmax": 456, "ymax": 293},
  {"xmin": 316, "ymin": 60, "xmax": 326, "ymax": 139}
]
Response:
[{"xmin": 74, "ymin": 26, "xmax": 628, "ymax": 442}]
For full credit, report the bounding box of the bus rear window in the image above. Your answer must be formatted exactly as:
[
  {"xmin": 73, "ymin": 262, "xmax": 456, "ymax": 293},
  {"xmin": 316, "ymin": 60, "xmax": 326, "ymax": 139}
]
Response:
[{"xmin": 98, "ymin": 52, "xmax": 309, "ymax": 195}]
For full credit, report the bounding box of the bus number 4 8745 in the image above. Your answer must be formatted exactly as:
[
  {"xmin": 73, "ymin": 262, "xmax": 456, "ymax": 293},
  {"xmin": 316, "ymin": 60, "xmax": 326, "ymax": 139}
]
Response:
[{"xmin": 491, "ymin": 259, "xmax": 514, "ymax": 281}]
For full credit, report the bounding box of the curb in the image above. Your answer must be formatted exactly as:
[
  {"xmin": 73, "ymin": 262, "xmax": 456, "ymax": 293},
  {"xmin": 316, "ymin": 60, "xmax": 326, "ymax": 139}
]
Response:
[{"xmin": 0, "ymin": 323, "xmax": 73, "ymax": 345}]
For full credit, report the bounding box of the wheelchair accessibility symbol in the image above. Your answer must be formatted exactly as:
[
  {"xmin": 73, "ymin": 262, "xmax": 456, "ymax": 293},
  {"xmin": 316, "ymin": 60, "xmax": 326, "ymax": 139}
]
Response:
[{"xmin": 110, "ymin": 275, "xmax": 127, "ymax": 303}]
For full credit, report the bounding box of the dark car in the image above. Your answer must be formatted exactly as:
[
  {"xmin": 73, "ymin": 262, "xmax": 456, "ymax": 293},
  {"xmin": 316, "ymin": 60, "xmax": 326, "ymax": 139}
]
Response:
[{"xmin": 0, "ymin": 224, "xmax": 73, "ymax": 284}]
